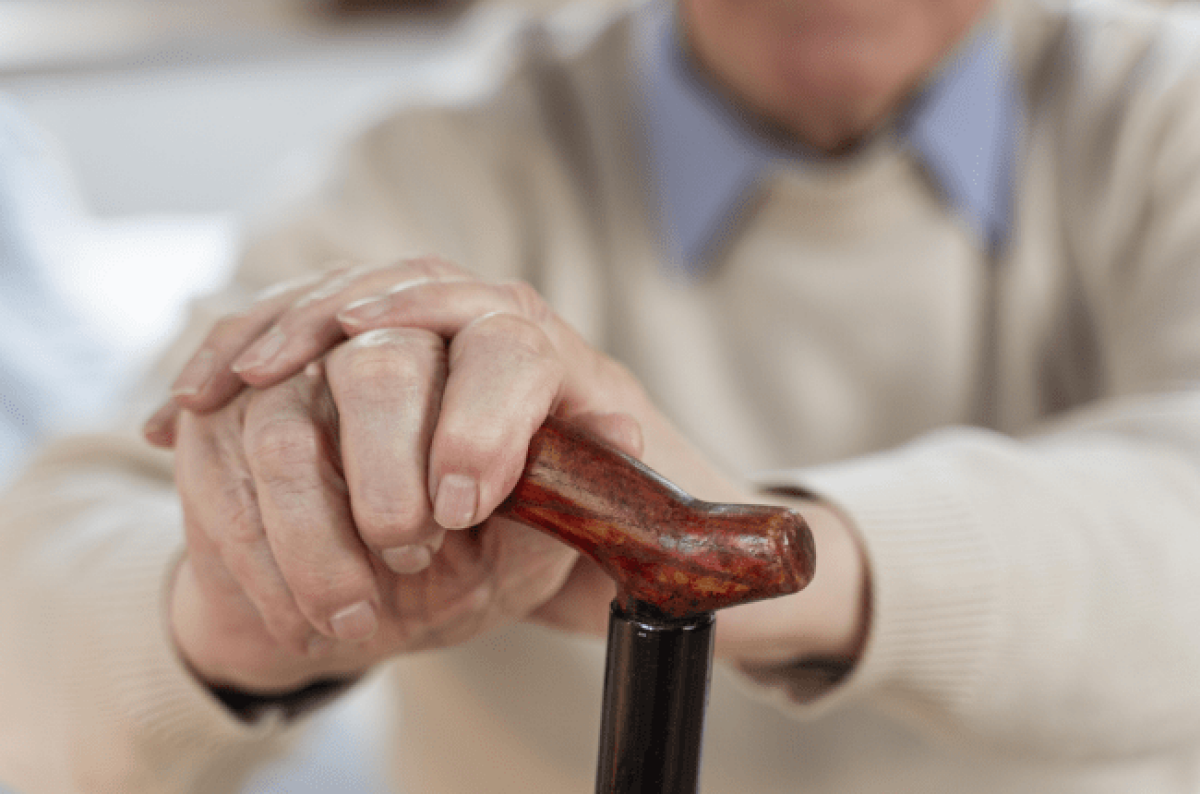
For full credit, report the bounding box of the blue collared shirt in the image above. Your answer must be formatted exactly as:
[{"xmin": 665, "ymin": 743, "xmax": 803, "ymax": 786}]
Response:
[{"xmin": 633, "ymin": 0, "xmax": 1022, "ymax": 277}]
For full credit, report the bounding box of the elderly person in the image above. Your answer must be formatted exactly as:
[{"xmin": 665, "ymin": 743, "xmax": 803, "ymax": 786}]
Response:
[{"xmin": 4, "ymin": 0, "xmax": 1200, "ymax": 791}]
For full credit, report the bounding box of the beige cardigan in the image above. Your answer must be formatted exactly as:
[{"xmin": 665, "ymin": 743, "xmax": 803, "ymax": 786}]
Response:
[{"xmin": 4, "ymin": 0, "xmax": 1200, "ymax": 791}]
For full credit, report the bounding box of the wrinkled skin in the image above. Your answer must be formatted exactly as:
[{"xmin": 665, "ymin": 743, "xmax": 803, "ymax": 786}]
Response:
[{"xmin": 153, "ymin": 258, "xmax": 869, "ymax": 693}]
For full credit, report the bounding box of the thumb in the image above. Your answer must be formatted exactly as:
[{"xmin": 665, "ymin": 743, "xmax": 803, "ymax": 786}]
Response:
[
  {"xmin": 559, "ymin": 411, "xmax": 644, "ymax": 462},
  {"xmin": 526, "ymin": 554, "xmax": 615, "ymax": 639}
]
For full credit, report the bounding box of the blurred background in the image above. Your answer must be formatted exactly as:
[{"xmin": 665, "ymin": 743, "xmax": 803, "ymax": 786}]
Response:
[{"xmin": 0, "ymin": 1, "xmax": 580, "ymax": 791}]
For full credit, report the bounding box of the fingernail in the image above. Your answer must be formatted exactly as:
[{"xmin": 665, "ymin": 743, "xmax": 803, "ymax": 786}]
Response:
[
  {"xmin": 330, "ymin": 600, "xmax": 378, "ymax": 642},
  {"xmin": 231, "ymin": 327, "xmax": 287, "ymax": 374},
  {"xmin": 382, "ymin": 531, "xmax": 445, "ymax": 574},
  {"xmin": 434, "ymin": 474, "xmax": 478, "ymax": 529},
  {"xmin": 307, "ymin": 634, "xmax": 335, "ymax": 658},
  {"xmin": 382, "ymin": 544, "xmax": 433, "ymax": 575},
  {"xmin": 171, "ymin": 349, "xmax": 214, "ymax": 398},
  {"xmin": 338, "ymin": 296, "xmax": 387, "ymax": 327}
]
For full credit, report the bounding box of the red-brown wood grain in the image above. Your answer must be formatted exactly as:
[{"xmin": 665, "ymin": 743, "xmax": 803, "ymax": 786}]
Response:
[{"xmin": 496, "ymin": 416, "xmax": 816, "ymax": 620}]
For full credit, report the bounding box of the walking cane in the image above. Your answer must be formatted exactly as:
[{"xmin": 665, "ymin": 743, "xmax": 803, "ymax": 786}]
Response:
[{"xmin": 496, "ymin": 416, "xmax": 816, "ymax": 794}]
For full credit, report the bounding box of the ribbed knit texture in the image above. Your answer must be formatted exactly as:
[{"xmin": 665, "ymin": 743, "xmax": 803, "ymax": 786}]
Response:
[{"xmin": 0, "ymin": 436, "xmax": 299, "ymax": 793}]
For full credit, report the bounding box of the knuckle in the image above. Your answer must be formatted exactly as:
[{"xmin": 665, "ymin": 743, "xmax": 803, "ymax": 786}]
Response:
[
  {"xmin": 353, "ymin": 489, "xmax": 429, "ymax": 546},
  {"xmin": 345, "ymin": 345, "xmax": 425, "ymax": 390},
  {"xmin": 211, "ymin": 476, "xmax": 264, "ymax": 548},
  {"xmin": 248, "ymin": 421, "xmax": 324, "ymax": 481},
  {"xmin": 498, "ymin": 280, "xmax": 551, "ymax": 322},
  {"xmin": 275, "ymin": 308, "xmax": 341, "ymax": 345},
  {"xmin": 291, "ymin": 583, "xmax": 350, "ymax": 624},
  {"xmin": 291, "ymin": 272, "xmax": 355, "ymax": 310},
  {"xmin": 470, "ymin": 311, "xmax": 553, "ymax": 358},
  {"xmin": 288, "ymin": 567, "xmax": 376, "ymax": 625},
  {"xmin": 291, "ymin": 261, "xmax": 381, "ymax": 310},
  {"xmin": 332, "ymin": 330, "xmax": 442, "ymax": 389},
  {"xmin": 348, "ymin": 326, "xmax": 439, "ymax": 351},
  {"xmin": 437, "ymin": 420, "xmax": 516, "ymax": 475}
]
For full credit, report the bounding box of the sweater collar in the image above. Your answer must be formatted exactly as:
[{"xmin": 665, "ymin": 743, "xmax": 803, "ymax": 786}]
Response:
[{"xmin": 633, "ymin": 0, "xmax": 1022, "ymax": 276}]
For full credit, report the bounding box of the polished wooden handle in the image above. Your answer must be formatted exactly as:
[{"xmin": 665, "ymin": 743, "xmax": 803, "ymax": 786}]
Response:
[{"xmin": 496, "ymin": 416, "xmax": 816, "ymax": 620}]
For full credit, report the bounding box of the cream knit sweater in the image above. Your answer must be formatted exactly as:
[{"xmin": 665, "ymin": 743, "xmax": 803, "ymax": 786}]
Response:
[{"xmin": 4, "ymin": 0, "xmax": 1200, "ymax": 791}]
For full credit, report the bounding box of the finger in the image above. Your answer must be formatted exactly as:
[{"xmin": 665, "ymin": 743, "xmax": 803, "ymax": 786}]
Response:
[
  {"xmin": 525, "ymin": 556, "xmax": 614, "ymax": 639},
  {"xmin": 339, "ymin": 277, "xmax": 645, "ymax": 416},
  {"xmin": 374, "ymin": 531, "xmax": 495, "ymax": 650},
  {"xmin": 337, "ymin": 278, "xmax": 550, "ymax": 340},
  {"xmin": 427, "ymin": 311, "xmax": 567, "ymax": 529},
  {"xmin": 171, "ymin": 272, "xmax": 329, "ymax": 413},
  {"xmin": 565, "ymin": 411, "xmax": 645, "ymax": 461},
  {"xmin": 231, "ymin": 257, "xmax": 469, "ymax": 388},
  {"xmin": 174, "ymin": 408, "xmax": 317, "ymax": 654},
  {"xmin": 325, "ymin": 327, "xmax": 449, "ymax": 574},
  {"xmin": 143, "ymin": 400, "xmax": 181, "ymax": 448},
  {"xmin": 243, "ymin": 366, "xmax": 383, "ymax": 644},
  {"xmin": 336, "ymin": 277, "xmax": 621, "ymax": 406}
]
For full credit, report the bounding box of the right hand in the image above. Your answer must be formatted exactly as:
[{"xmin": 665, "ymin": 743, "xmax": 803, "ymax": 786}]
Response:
[{"xmin": 169, "ymin": 328, "xmax": 640, "ymax": 694}]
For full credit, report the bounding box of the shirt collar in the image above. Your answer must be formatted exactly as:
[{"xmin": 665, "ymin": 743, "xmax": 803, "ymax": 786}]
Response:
[{"xmin": 634, "ymin": 0, "xmax": 1022, "ymax": 277}]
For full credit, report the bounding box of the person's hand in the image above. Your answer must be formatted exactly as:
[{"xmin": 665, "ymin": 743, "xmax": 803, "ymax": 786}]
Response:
[
  {"xmin": 160, "ymin": 258, "xmax": 669, "ymax": 693},
  {"xmin": 154, "ymin": 258, "xmax": 869, "ymax": 689},
  {"xmin": 170, "ymin": 332, "xmax": 656, "ymax": 694}
]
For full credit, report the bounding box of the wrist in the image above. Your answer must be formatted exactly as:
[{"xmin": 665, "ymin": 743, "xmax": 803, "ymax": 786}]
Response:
[
  {"xmin": 715, "ymin": 497, "xmax": 870, "ymax": 667},
  {"xmin": 168, "ymin": 558, "xmax": 343, "ymax": 696}
]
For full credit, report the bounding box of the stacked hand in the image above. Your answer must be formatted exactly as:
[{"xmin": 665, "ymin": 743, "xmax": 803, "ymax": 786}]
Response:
[{"xmin": 147, "ymin": 257, "xmax": 868, "ymax": 696}]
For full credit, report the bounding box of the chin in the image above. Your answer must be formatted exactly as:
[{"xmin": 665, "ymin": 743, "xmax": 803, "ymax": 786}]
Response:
[{"xmin": 771, "ymin": 31, "xmax": 925, "ymax": 125}]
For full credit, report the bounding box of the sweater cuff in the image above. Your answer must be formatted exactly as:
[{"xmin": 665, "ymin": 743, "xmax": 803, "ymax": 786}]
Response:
[
  {"xmin": 70, "ymin": 492, "xmax": 307, "ymax": 782},
  {"xmin": 100, "ymin": 518, "xmax": 283, "ymax": 739},
  {"xmin": 740, "ymin": 442, "xmax": 1004, "ymax": 719}
]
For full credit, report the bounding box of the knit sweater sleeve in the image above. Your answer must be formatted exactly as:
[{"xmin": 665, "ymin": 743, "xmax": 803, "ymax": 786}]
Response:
[
  {"xmin": 739, "ymin": 4, "xmax": 1200, "ymax": 762},
  {"xmin": 0, "ymin": 430, "xmax": 309, "ymax": 794}
]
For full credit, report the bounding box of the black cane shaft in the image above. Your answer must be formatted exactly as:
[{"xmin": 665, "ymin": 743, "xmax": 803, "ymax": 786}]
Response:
[{"xmin": 596, "ymin": 600, "xmax": 715, "ymax": 794}]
